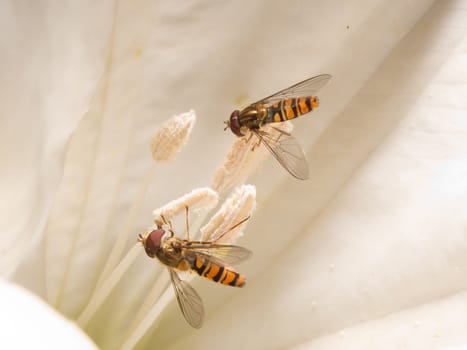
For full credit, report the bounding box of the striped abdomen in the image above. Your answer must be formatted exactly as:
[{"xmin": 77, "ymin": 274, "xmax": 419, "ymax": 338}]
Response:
[
  {"xmin": 265, "ymin": 96, "xmax": 319, "ymax": 124},
  {"xmin": 190, "ymin": 255, "xmax": 246, "ymax": 287}
]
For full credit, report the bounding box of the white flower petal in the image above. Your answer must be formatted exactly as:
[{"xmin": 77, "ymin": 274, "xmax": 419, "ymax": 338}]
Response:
[
  {"xmin": 290, "ymin": 291, "xmax": 467, "ymax": 350},
  {"xmin": 0, "ymin": 1, "xmax": 112, "ymax": 278},
  {"xmin": 0, "ymin": 280, "xmax": 97, "ymax": 350}
]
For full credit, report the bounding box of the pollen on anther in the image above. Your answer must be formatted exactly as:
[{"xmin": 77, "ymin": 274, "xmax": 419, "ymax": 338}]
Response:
[
  {"xmin": 151, "ymin": 110, "xmax": 196, "ymax": 162},
  {"xmin": 201, "ymin": 184, "xmax": 256, "ymax": 244},
  {"xmin": 153, "ymin": 187, "xmax": 218, "ymax": 225},
  {"xmin": 212, "ymin": 122, "xmax": 293, "ymax": 193}
]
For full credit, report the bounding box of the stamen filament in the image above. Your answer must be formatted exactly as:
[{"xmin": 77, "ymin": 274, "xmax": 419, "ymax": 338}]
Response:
[
  {"xmin": 95, "ymin": 163, "xmax": 157, "ymax": 290},
  {"xmin": 77, "ymin": 244, "xmax": 140, "ymax": 327}
]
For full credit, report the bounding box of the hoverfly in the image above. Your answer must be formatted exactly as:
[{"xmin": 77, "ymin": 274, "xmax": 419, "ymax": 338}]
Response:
[
  {"xmin": 225, "ymin": 74, "xmax": 332, "ymax": 180},
  {"xmin": 138, "ymin": 211, "xmax": 251, "ymax": 328}
]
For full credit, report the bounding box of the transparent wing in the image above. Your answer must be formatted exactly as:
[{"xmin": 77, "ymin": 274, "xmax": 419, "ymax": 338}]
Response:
[
  {"xmin": 253, "ymin": 128, "xmax": 309, "ymax": 180},
  {"xmin": 183, "ymin": 244, "xmax": 252, "ymax": 266},
  {"xmin": 258, "ymin": 74, "xmax": 332, "ymax": 105},
  {"xmin": 169, "ymin": 268, "xmax": 204, "ymax": 329}
]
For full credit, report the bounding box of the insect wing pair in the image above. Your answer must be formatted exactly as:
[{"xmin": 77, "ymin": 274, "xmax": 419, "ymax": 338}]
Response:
[
  {"xmin": 140, "ymin": 224, "xmax": 251, "ymax": 328},
  {"xmin": 226, "ymin": 74, "xmax": 332, "ymax": 180},
  {"xmin": 170, "ymin": 241, "xmax": 250, "ymax": 328}
]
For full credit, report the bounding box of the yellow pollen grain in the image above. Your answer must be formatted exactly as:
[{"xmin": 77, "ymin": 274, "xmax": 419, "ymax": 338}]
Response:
[
  {"xmin": 134, "ymin": 48, "xmax": 143, "ymax": 58},
  {"xmin": 234, "ymin": 93, "xmax": 249, "ymax": 106}
]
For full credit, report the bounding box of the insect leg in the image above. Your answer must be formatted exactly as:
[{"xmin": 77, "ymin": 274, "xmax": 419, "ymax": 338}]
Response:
[
  {"xmin": 213, "ymin": 216, "xmax": 251, "ymax": 243},
  {"xmin": 251, "ymin": 135, "xmax": 262, "ymax": 152},
  {"xmin": 244, "ymin": 132, "xmax": 254, "ymax": 144},
  {"xmin": 185, "ymin": 206, "xmax": 190, "ymax": 241},
  {"xmin": 160, "ymin": 214, "xmax": 175, "ymax": 237}
]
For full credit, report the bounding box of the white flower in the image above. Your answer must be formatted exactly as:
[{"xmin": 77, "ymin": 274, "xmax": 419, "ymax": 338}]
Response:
[{"xmin": 2, "ymin": 1, "xmax": 467, "ymax": 350}]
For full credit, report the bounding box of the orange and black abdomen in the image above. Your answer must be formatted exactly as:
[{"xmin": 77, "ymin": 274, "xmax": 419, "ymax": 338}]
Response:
[
  {"xmin": 265, "ymin": 96, "xmax": 319, "ymax": 124},
  {"xmin": 190, "ymin": 255, "xmax": 246, "ymax": 287}
]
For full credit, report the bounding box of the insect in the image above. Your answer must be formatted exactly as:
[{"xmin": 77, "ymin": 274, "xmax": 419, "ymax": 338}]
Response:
[
  {"xmin": 138, "ymin": 210, "xmax": 251, "ymax": 328},
  {"xmin": 225, "ymin": 74, "xmax": 332, "ymax": 180}
]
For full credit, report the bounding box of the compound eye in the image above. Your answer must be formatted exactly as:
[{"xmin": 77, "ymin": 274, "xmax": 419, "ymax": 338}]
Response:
[
  {"xmin": 144, "ymin": 229, "xmax": 165, "ymax": 258},
  {"xmin": 228, "ymin": 110, "xmax": 243, "ymax": 136}
]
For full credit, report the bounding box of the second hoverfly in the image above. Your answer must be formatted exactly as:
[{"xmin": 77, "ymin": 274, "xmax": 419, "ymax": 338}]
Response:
[
  {"xmin": 138, "ymin": 210, "xmax": 251, "ymax": 329},
  {"xmin": 225, "ymin": 74, "xmax": 332, "ymax": 180}
]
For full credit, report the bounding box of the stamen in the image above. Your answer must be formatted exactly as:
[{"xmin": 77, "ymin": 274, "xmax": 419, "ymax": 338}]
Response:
[
  {"xmin": 152, "ymin": 187, "xmax": 218, "ymax": 226},
  {"xmin": 201, "ymin": 184, "xmax": 256, "ymax": 244},
  {"xmin": 151, "ymin": 110, "xmax": 196, "ymax": 161},
  {"xmin": 212, "ymin": 122, "xmax": 293, "ymax": 193}
]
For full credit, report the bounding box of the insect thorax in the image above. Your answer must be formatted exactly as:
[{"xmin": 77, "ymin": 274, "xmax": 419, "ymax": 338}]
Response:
[
  {"xmin": 156, "ymin": 237, "xmax": 186, "ymax": 269},
  {"xmin": 239, "ymin": 103, "xmax": 267, "ymax": 130}
]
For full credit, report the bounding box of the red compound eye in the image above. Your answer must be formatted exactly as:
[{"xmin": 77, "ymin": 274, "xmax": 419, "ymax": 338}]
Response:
[
  {"xmin": 228, "ymin": 110, "xmax": 243, "ymax": 137},
  {"xmin": 144, "ymin": 229, "xmax": 165, "ymax": 258}
]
